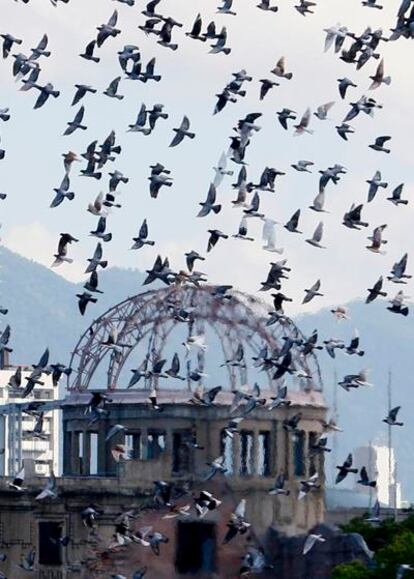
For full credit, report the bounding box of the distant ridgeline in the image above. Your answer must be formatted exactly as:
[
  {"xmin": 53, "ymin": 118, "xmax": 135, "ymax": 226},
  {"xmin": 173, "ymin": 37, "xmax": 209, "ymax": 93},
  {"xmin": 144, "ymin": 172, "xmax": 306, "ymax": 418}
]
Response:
[{"xmin": 1, "ymin": 246, "xmax": 413, "ymax": 501}]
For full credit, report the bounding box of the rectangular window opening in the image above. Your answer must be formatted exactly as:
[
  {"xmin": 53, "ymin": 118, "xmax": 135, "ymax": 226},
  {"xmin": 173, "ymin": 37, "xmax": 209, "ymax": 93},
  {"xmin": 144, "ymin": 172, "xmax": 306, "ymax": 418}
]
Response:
[
  {"xmin": 258, "ymin": 431, "xmax": 271, "ymax": 476},
  {"xmin": 147, "ymin": 430, "xmax": 166, "ymax": 460},
  {"xmin": 78, "ymin": 432, "xmax": 84, "ymax": 459},
  {"xmin": 125, "ymin": 432, "xmax": 141, "ymax": 460},
  {"xmin": 38, "ymin": 521, "xmax": 62, "ymax": 566},
  {"xmin": 308, "ymin": 432, "xmax": 318, "ymax": 477},
  {"xmin": 293, "ymin": 430, "xmax": 306, "ymax": 477},
  {"xmin": 220, "ymin": 431, "xmax": 234, "ymax": 476},
  {"xmin": 90, "ymin": 432, "xmax": 98, "ymax": 475},
  {"xmin": 78, "ymin": 431, "xmax": 84, "ymax": 475},
  {"xmin": 175, "ymin": 521, "xmax": 216, "ymax": 574}
]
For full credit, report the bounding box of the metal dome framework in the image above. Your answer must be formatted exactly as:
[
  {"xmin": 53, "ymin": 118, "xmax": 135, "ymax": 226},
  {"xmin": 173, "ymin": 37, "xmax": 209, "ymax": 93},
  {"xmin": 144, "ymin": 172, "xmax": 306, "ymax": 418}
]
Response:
[{"xmin": 68, "ymin": 285, "xmax": 323, "ymax": 392}]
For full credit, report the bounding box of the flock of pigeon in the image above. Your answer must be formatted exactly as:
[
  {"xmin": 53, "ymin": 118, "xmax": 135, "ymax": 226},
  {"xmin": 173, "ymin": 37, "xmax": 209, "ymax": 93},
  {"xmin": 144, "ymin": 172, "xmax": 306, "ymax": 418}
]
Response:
[{"xmin": 0, "ymin": 0, "xmax": 414, "ymax": 577}]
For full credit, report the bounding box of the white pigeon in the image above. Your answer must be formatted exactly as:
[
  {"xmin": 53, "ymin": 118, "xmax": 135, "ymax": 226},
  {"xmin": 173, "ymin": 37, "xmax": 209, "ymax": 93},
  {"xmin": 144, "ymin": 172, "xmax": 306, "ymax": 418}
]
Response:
[
  {"xmin": 88, "ymin": 192, "xmax": 108, "ymax": 216},
  {"xmin": 303, "ymin": 533, "xmax": 326, "ymax": 555},
  {"xmin": 183, "ymin": 335, "xmax": 207, "ymax": 352},
  {"xmin": 162, "ymin": 505, "xmax": 191, "ymax": 519},
  {"xmin": 331, "ymin": 306, "xmax": 350, "ymax": 321},
  {"xmin": 309, "ymin": 190, "xmax": 328, "ymax": 213},
  {"xmin": 397, "ymin": 564, "xmax": 414, "ymax": 579},
  {"xmin": 105, "ymin": 424, "xmax": 126, "ymax": 442},
  {"xmin": 213, "ymin": 151, "xmax": 233, "ymax": 187},
  {"xmin": 35, "ymin": 472, "xmax": 57, "ymax": 501}
]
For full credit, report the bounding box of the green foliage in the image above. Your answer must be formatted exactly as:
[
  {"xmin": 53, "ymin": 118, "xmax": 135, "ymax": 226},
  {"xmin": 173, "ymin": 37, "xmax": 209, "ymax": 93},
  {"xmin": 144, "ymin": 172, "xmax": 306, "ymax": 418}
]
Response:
[
  {"xmin": 333, "ymin": 516, "xmax": 414, "ymax": 579},
  {"xmin": 332, "ymin": 560, "xmax": 372, "ymax": 579},
  {"xmin": 341, "ymin": 515, "xmax": 414, "ymax": 553},
  {"xmin": 375, "ymin": 531, "xmax": 414, "ymax": 578}
]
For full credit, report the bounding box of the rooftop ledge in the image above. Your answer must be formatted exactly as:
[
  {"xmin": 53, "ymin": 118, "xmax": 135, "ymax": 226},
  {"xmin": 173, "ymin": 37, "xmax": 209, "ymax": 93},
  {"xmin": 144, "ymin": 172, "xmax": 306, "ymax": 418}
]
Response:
[{"xmin": 62, "ymin": 388, "xmax": 327, "ymax": 409}]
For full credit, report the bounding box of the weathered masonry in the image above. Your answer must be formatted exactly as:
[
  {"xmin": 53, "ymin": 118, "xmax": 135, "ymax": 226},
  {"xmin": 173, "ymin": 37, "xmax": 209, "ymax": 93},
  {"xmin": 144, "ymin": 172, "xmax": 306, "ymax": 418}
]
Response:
[{"xmin": 0, "ymin": 388, "xmax": 326, "ymax": 579}]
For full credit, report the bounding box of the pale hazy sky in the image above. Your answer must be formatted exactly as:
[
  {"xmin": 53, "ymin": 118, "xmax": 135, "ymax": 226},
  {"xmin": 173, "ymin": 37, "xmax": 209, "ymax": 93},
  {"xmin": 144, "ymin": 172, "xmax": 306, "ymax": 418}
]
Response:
[{"xmin": 1, "ymin": 0, "xmax": 413, "ymax": 314}]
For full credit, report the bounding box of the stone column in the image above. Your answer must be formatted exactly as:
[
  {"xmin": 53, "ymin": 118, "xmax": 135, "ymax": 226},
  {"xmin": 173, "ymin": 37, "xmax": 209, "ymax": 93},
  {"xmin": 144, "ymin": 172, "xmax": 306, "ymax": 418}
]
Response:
[
  {"xmin": 97, "ymin": 422, "xmax": 107, "ymax": 475},
  {"xmin": 284, "ymin": 429, "xmax": 291, "ymax": 478},
  {"xmin": 63, "ymin": 427, "xmax": 71, "ymax": 475},
  {"xmin": 141, "ymin": 428, "xmax": 148, "ymax": 460},
  {"xmin": 193, "ymin": 421, "xmax": 206, "ymax": 474},
  {"xmin": 207, "ymin": 420, "xmax": 221, "ymax": 464},
  {"xmin": 163, "ymin": 427, "xmax": 172, "ymax": 479},
  {"xmin": 71, "ymin": 431, "xmax": 80, "ymax": 475},
  {"xmin": 252, "ymin": 429, "xmax": 260, "ymax": 476},
  {"xmin": 164, "ymin": 426, "xmax": 172, "ymax": 453},
  {"xmin": 233, "ymin": 433, "xmax": 241, "ymax": 477},
  {"xmin": 271, "ymin": 420, "xmax": 278, "ymax": 477},
  {"xmin": 83, "ymin": 432, "xmax": 91, "ymax": 476}
]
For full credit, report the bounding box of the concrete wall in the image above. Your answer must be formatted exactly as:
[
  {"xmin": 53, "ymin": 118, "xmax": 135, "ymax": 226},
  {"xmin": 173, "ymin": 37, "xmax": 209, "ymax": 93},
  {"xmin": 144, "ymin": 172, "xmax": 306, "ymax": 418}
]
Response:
[
  {"xmin": 0, "ymin": 394, "xmax": 328, "ymax": 578},
  {"xmin": 0, "ymin": 474, "xmax": 323, "ymax": 579}
]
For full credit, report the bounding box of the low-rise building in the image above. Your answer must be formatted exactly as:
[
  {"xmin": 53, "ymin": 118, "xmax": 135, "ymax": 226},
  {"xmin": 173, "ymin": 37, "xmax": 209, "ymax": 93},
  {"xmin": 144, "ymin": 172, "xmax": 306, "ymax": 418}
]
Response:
[{"xmin": 0, "ymin": 358, "xmax": 60, "ymax": 477}]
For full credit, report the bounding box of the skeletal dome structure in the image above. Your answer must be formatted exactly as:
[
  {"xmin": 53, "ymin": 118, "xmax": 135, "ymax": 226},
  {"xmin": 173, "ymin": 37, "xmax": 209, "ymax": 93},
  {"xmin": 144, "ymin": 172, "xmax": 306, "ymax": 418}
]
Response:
[
  {"xmin": 68, "ymin": 284, "xmax": 323, "ymax": 393},
  {"xmin": 62, "ymin": 285, "xmax": 327, "ymax": 543}
]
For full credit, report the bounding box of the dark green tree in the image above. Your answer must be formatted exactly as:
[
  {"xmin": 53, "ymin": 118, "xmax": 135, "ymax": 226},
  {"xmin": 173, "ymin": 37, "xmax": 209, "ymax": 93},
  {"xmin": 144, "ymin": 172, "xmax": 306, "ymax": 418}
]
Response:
[
  {"xmin": 332, "ymin": 560, "xmax": 372, "ymax": 579},
  {"xmin": 332, "ymin": 515, "xmax": 414, "ymax": 579}
]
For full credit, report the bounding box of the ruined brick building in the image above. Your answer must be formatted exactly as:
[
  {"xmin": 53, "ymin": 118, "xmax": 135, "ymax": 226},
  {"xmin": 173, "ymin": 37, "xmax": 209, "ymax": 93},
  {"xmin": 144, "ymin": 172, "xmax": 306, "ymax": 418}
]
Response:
[{"xmin": 0, "ymin": 286, "xmax": 344, "ymax": 579}]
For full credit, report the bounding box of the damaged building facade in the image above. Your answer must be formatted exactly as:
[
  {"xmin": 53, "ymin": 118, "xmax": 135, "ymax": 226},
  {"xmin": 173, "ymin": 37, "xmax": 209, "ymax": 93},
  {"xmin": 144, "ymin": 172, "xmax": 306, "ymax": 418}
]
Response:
[
  {"xmin": 0, "ymin": 286, "xmax": 360, "ymax": 578},
  {"xmin": 0, "ymin": 388, "xmax": 327, "ymax": 579}
]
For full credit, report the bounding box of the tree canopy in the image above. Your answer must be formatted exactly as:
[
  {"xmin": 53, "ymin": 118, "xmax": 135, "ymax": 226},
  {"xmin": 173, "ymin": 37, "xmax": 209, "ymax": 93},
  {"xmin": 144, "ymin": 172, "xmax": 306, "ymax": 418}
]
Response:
[{"xmin": 332, "ymin": 515, "xmax": 414, "ymax": 579}]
